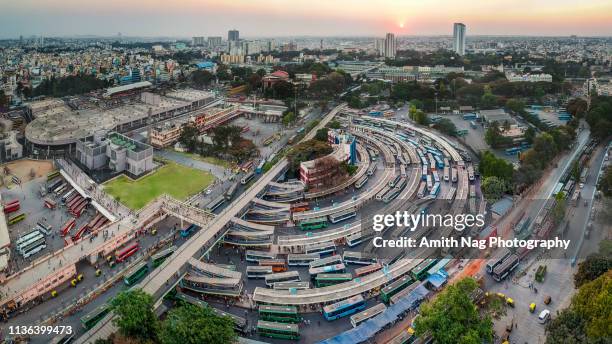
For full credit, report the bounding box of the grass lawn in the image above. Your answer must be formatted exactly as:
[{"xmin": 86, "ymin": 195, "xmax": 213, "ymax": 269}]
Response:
[
  {"xmin": 171, "ymin": 150, "xmax": 234, "ymax": 169},
  {"xmin": 103, "ymin": 162, "xmax": 214, "ymax": 210}
]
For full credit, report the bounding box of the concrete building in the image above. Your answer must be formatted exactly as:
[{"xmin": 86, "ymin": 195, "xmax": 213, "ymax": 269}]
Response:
[
  {"xmin": 384, "ymin": 33, "xmax": 396, "ymax": 59},
  {"xmin": 299, "ymin": 130, "xmax": 356, "ymax": 188},
  {"xmin": 480, "ymin": 109, "xmax": 515, "ymax": 126},
  {"xmin": 207, "ymin": 36, "xmax": 222, "ymax": 48},
  {"xmin": 192, "ymin": 36, "xmax": 206, "ymax": 46},
  {"xmin": 0, "ymin": 121, "xmax": 23, "ymax": 161},
  {"xmin": 76, "ymin": 131, "xmax": 154, "ymax": 177},
  {"xmin": 262, "ymin": 70, "xmax": 290, "ymax": 89},
  {"xmin": 374, "ymin": 38, "xmax": 385, "ymax": 56},
  {"xmin": 453, "ymin": 23, "xmax": 466, "ymax": 56},
  {"xmin": 505, "ymin": 73, "xmax": 553, "ymax": 83},
  {"xmin": 228, "ymin": 29, "xmax": 239, "ymax": 42}
]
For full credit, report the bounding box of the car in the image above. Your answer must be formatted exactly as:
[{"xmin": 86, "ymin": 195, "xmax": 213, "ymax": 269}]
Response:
[
  {"xmin": 579, "ymin": 183, "xmax": 585, "ymax": 189},
  {"xmin": 538, "ymin": 309, "xmax": 551, "ymax": 324},
  {"xmin": 205, "ymin": 189, "xmax": 212, "ymax": 195}
]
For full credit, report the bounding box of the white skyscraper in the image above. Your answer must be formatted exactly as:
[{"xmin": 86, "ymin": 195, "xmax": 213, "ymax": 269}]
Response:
[
  {"xmin": 384, "ymin": 33, "xmax": 396, "ymax": 59},
  {"xmin": 453, "ymin": 23, "xmax": 466, "ymax": 56}
]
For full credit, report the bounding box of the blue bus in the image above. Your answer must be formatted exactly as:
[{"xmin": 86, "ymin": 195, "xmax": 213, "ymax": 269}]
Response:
[
  {"xmin": 323, "ymin": 295, "xmax": 366, "ymax": 321},
  {"xmin": 429, "ymin": 182, "xmax": 440, "ymax": 197},
  {"xmin": 180, "ymin": 224, "xmax": 200, "ymax": 238},
  {"xmin": 256, "ymin": 161, "xmax": 265, "ymax": 174}
]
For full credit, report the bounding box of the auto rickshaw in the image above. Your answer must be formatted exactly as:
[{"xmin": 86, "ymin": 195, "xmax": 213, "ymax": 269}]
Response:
[
  {"xmin": 506, "ymin": 297, "xmax": 515, "ymax": 307},
  {"xmin": 529, "ymin": 303, "xmax": 537, "ymax": 313},
  {"xmin": 544, "ymin": 295, "xmax": 552, "ymax": 305},
  {"xmin": 151, "ymin": 228, "xmax": 158, "ymax": 236},
  {"xmin": 70, "ymin": 278, "xmax": 78, "ymax": 287},
  {"xmin": 96, "ymin": 269, "xmax": 102, "ymax": 276},
  {"xmin": 77, "ymin": 273, "xmax": 84, "ymax": 282},
  {"xmin": 50, "ymin": 290, "xmax": 58, "ymax": 297},
  {"xmin": 496, "ymin": 292, "xmax": 506, "ymax": 299}
]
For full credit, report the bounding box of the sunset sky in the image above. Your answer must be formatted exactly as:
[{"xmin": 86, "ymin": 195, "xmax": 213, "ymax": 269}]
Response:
[{"xmin": 1, "ymin": 0, "xmax": 611, "ymax": 38}]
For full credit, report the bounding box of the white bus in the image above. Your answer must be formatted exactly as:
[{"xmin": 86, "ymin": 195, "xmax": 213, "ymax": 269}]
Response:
[
  {"xmin": 343, "ymin": 251, "xmax": 377, "ymax": 265},
  {"xmin": 247, "ymin": 266, "xmax": 274, "ymax": 279},
  {"xmin": 265, "ymin": 271, "xmax": 301, "ymax": 287},
  {"xmin": 287, "ymin": 253, "xmax": 320, "ymax": 266},
  {"xmin": 241, "ymin": 172, "xmax": 255, "ymax": 185},
  {"xmin": 417, "ymin": 182, "xmax": 427, "ymax": 198},
  {"xmin": 328, "ymin": 209, "xmax": 357, "ymax": 224},
  {"xmin": 451, "ymin": 168, "xmax": 458, "ymax": 183},
  {"xmin": 20, "ymin": 237, "xmax": 46, "ymax": 258},
  {"xmin": 350, "ymin": 303, "xmax": 386, "ymax": 328},
  {"xmin": 355, "ymin": 175, "xmax": 369, "ymax": 189},
  {"xmin": 309, "ymin": 255, "xmax": 343, "ymax": 269},
  {"xmin": 246, "ymin": 250, "xmax": 276, "ymax": 263}
]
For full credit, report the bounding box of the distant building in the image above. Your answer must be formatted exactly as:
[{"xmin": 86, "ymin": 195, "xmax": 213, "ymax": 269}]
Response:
[
  {"xmin": 453, "ymin": 23, "xmax": 466, "ymax": 56},
  {"xmin": 299, "ymin": 130, "xmax": 356, "ymax": 188},
  {"xmin": 384, "ymin": 33, "xmax": 396, "ymax": 59},
  {"xmin": 0, "ymin": 129, "xmax": 23, "ymax": 161},
  {"xmin": 194, "ymin": 61, "xmax": 217, "ymax": 73},
  {"xmin": 480, "ymin": 109, "xmax": 515, "ymax": 126},
  {"xmin": 220, "ymin": 54, "xmax": 245, "ymax": 64},
  {"xmin": 505, "ymin": 73, "xmax": 553, "ymax": 83},
  {"xmin": 228, "ymin": 29, "xmax": 239, "ymax": 41},
  {"xmin": 192, "ymin": 36, "xmax": 206, "ymax": 46},
  {"xmin": 75, "ymin": 131, "xmax": 154, "ymax": 177},
  {"xmin": 262, "ymin": 70, "xmax": 290, "ymax": 89},
  {"xmin": 374, "ymin": 38, "xmax": 385, "ymax": 56},
  {"xmin": 207, "ymin": 36, "xmax": 223, "ymax": 48}
]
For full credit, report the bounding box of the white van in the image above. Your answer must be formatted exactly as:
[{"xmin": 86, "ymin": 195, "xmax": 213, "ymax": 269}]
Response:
[{"xmin": 538, "ymin": 309, "xmax": 551, "ymax": 324}]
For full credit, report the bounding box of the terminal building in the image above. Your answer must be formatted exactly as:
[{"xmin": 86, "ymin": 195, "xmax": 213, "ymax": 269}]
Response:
[
  {"xmin": 75, "ymin": 131, "xmax": 154, "ymax": 177},
  {"xmin": 299, "ymin": 130, "xmax": 356, "ymax": 188},
  {"xmin": 24, "ymin": 88, "xmax": 216, "ymax": 159}
]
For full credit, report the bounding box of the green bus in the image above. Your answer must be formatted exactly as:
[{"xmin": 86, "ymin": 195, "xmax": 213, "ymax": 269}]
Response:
[
  {"xmin": 315, "ymin": 273, "xmax": 353, "ymax": 287},
  {"xmin": 410, "ymin": 258, "xmax": 438, "ymax": 281},
  {"xmin": 8, "ymin": 213, "xmax": 26, "ymax": 225},
  {"xmin": 299, "ymin": 217, "xmax": 328, "ymax": 231},
  {"xmin": 151, "ymin": 245, "xmax": 177, "ymax": 267},
  {"xmin": 257, "ymin": 320, "xmax": 300, "ymax": 340},
  {"xmin": 381, "ymin": 275, "xmax": 413, "ymax": 304},
  {"xmin": 176, "ymin": 292, "xmax": 208, "ymax": 308},
  {"xmin": 123, "ymin": 261, "xmax": 149, "ymax": 286},
  {"xmin": 80, "ymin": 304, "xmax": 110, "ymax": 329},
  {"xmin": 47, "ymin": 170, "xmax": 60, "ymax": 181},
  {"xmin": 258, "ymin": 305, "xmax": 301, "ymax": 323}
]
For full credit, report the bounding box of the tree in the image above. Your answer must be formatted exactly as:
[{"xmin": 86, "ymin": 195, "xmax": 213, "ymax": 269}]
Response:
[
  {"xmin": 282, "ymin": 111, "xmax": 296, "ymax": 126},
  {"xmin": 178, "ymin": 124, "xmax": 200, "ymax": 152},
  {"xmin": 314, "ymin": 128, "xmax": 329, "ymax": 141},
  {"xmin": 546, "ymin": 309, "xmax": 589, "ymax": 343},
  {"xmin": 574, "ymin": 253, "xmax": 612, "ymax": 288},
  {"xmin": 598, "ymin": 167, "xmax": 612, "ymax": 197},
  {"xmin": 159, "ymin": 303, "xmax": 236, "ymax": 344},
  {"xmin": 191, "ymin": 70, "xmax": 214, "ymax": 87},
  {"xmin": 480, "ymin": 85, "xmax": 499, "ymax": 109},
  {"xmin": 585, "ymin": 96, "xmax": 612, "ymax": 141},
  {"xmin": 481, "ymin": 176, "xmax": 507, "ymax": 202},
  {"xmin": 414, "ymin": 277, "xmax": 493, "ymax": 344},
  {"xmin": 433, "ymin": 118, "xmax": 457, "ymax": 137},
  {"xmin": 566, "ymin": 98, "xmax": 588, "ymax": 118},
  {"xmin": 551, "ymin": 191, "xmax": 567, "ymax": 225},
  {"xmin": 110, "ymin": 289, "xmax": 158, "ymax": 342},
  {"xmin": 327, "ymin": 120, "xmax": 341, "ymax": 129},
  {"xmin": 524, "ymin": 126, "xmax": 536, "ymax": 144},
  {"xmin": 484, "ymin": 121, "xmax": 511, "ymax": 148}
]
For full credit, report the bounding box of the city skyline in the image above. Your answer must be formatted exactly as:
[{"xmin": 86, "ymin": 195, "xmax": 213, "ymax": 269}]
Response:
[{"xmin": 1, "ymin": 0, "xmax": 612, "ymax": 38}]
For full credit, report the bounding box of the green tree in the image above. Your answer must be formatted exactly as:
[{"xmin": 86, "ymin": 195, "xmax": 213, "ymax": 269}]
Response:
[
  {"xmin": 415, "ymin": 277, "xmax": 493, "ymax": 344},
  {"xmin": 481, "ymin": 176, "xmax": 507, "ymax": 202},
  {"xmin": 484, "ymin": 121, "xmax": 511, "ymax": 148},
  {"xmin": 524, "ymin": 126, "xmax": 536, "ymax": 144},
  {"xmin": 551, "ymin": 191, "xmax": 567, "ymax": 225},
  {"xmin": 433, "ymin": 118, "xmax": 457, "ymax": 137},
  {"xmin": 574, "ymin": 253, "xmax": 612, "ymax": 288},
  {"xmin": 505, "ymin": 98, "xmax": 526, "ymax": 114},
  {"xmin": 159, "ymin": 303, "xmax": 236, "ymax": 344},
  {"xmin": 282, "ymin": 111, "xmax": 296, "ymax": 126},
  {"xmin": 327, "ymin": 120, "xmax": 341, "ymax": 129},
  {"xmin": 178, "ymin": 124, "xmax": 200, "ymax": 152},
  {"xmin": 480, "ymin": 85, "xmax": 498, "ymax": 109},
  {"xmin": 598, "ymin": 167, "xmax": 612, "ymax": 197},
  {"xmin": 191, "ymin": 70, "xmax": 214, "ymax": 87},
  {"xmin": 314, "ymin": 128, "xmax": 329, "ymax": 141},
  {"xmin": 110, "ymin": 289, "xmax": 158, "ymax": 342}
]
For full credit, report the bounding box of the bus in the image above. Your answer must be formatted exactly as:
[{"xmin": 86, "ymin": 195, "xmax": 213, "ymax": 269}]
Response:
[
  {"xmin": 180, "ymin": 224, "xmax": 200, "ymax": 237},
  {"xmin": 389, "ymin": 281, "xmax": 419, "ymax": 305},
  {"xmin": 381, "ymin": 275, "xmax": 413, "ymax": 304},
  {"xmin": 492, "ymin": 254, "xmax": 519, "ymax": 282},
  {"xmin": 259, "ymin": 259, "xmax": 288, "ymax": 272},
  {"xmin": 224, "ymin": 182, "xmax": 239, "ymax": 200},
  {"xmin": 36, "ymin": 222, "xmax": 52, "ymax": 235},
  {"xmin": 432, "ymin": 171, "xmax": 440, "ymax": 183},
  {"xmin": 389, "ymin": 175, "xmax": 401, "ymax": 188},
  {"xmin": 241, "ymin": 172, "xmax": 255, "ymax": 185},
  {"xmin": 451, "ymin": 168, "xmax": 458, "ymax": 183},
  {"xmin": 299, "ymin": 217, "xmax": 328, "ymax": 230},
  {"xmin": 151, "ymin": 246, "xmax": 177, "ymax": 267},
  {"xmin": 259, "ymin": 305, "xmax": 301, "ymax": 323},
  {"xmin": 376, "ymin": 185, "xmax": 392, "ymax": 201},
  {"xmin": 514, "ymin": 216, "xmax": 531, "ymax": 234},
  {"xmin": 400, "ymin": 165, "xmax": 407, "ymax": 177},
  {"xmin": 124, "ymin": 261, "xmax": 149, "ymax": 286},
  {"xmin": 273, "ymin": 281, "xmax": 310, "ymax": 290},
  {"xmin": 383, "ymin": 189, "xmax": 400, "ymax": 203},
  {"xmin": 328, "ymin": 209, "xmax": 357, "ymax": 224},
  {"xmin": 246, "ymin": 250, "xmax": 276, "ymax": 263},
  {"xmin": 80, "ymin": 304, "xmax": 110, "ymax": 329},
  {"xmin": 309, "ymin": 255, "xmax": 343, "ymax": 269},
  {"xmin": 290, "ymin": 202, "xmax": 310, "ymax": 213},
  {"xmin": 205, "ymin": 196, "xmax": 226, "ymax": 212},
  {"xmin": 467, "ymin": 165, "xmax": 475, "ymax": 181},
  {"xmin": 305, "ymin": 241, "xmax": 336, "ymax": 255},
  {"xmin": 50, "ymin": 333, "xmax": 75, "ymax": 344},
  {"xmin": 343, "ymin": 251, "xmax": 377, "ymax": 265},
  {"xmin": 445, "ymin": 187, "xmax": 457, "ymax": 204},
  {"xmin": 247, "ymin": 266, "xmax": 274, "ymax": 279},
  {"xmin": 47, "ymin": 170, "xmax": 60, "ymax": 181},
  {"xmin": 426, "ymin": 175, "xmax": 433, "ymax": 190},
  {"xmin": 287, "ymin": 253, "xmax": 320, "ymax": 266},
  {"xmin": 47, "ymin": 179, "xmax": 63, "ymax": 193},
  {"xmin": 355, "ymin": 263, "xmax": 382, "ymax": 277},
  {"xmin": 115, "ymin": 242, "xmax": 139, "ymax": 263},
  {"xmin": 429, "ymin": 182, "xmax": 440, "ymax": 197},
  {"xmin": 485, "ymin": 248, "xmax": 511, "ymax": 274},
  {"xmin": 411, "ymin": 258, "xmax": 438, "ymax": 280},
  {"xmin": 417, "ymin": 182, "xmax": 427, "ymax": 198},
  {"xmin": 315, "ymin": 273, "xmax": 352, "ymax": 287},
  {"xmin": 421, "ymin": 164, "xmax": 428, "ymax": 181},
  {"xmin": 350, "ymin": 303, "xmax": 387, "ymax": 328},
  {"xmin": 355, "ymin": 175, "xmax": 369, "ymax": 189},
  {"xmin": 323, "ymin": 295, "xmax": 366, "ymax": 321},
  {"xmin": 308, "ymin": 263, "xmax": 346, "ymax": 276},
  {"xmin": 256, "ymin": 160, "xmax": 265, "ymax": 174},
  {"xmin": 367, "ymin": 163, "xmax": 376, "ymax": 176},
  {"xmin": 61, "ymin": 189, "xmax": 76, "ymax": 204},
  {"xmin": 265, "ymin": 271, "xmax": 301, "ymax": 287},
  {"xmin": 8, "ymin": 213, "xmax": 26, "ymax": 225},
  {"xmin": 257, "ymin": 320, "xmax": 300, "ymax": 340},
  {"xmin": 17, "ymin": 233, "xmax": 44, "ymax": 254},
  {"xmin": 16, "ymin": 229, "xmax": 43, "ymax": 247},
  {"xmin": 20, "ymin": 237, "xmax": 46, "ymax": 258}
]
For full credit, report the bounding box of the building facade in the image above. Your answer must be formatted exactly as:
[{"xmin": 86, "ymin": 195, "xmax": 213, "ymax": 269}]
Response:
[
  {"xmin": 384, "ymin": 33, "xmax": 396, "ymax": 59},
  {"xmin": 228, "ymin": 29, "xmax": 239, "ymax": 41},
  {"xmin": 453, "ymin": 23, "xmax": 466, "ymax": 56}
]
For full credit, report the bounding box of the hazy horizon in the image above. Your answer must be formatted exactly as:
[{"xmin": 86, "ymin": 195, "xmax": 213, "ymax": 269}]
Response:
[{"xmin": 1, "ymin": 0, "xmax": 611, "ymax": 39}]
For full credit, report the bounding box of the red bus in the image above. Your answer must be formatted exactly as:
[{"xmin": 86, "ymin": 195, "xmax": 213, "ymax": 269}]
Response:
[
  {"xmin": 354, "ymin": 263, "xmax": 382, "ymax": 277},
  {"xmin": 61, "ymin": 218, "xmax": 76, "ymax": 237},
  {"xmin": 71, "ymin": 225, "xmax": 89, "ymax": 241},
  {"xmin": 258, "ymin": 259, "xmax": 288, "ymax": 272},
  {"xmin": 116, "ymin": 242, "xmax": 139, "ymax": 263},
  {"xmin": 3, "ymin": 202, "xmax": 20, "ymax": 214},
  {"xmin": 67, "ymin": 195, "xmax": 83, "ymax": 209},
  {"xmin": 290, "ymin": 202, "xmax": 310, "ymax": 213},
  {"xmin": 4, "ymin": 199, "xmax": 19, "ymax": 207},
  {"xmin": 241, "ymin": 126, "xmax": 250, "ymax": 133}
]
